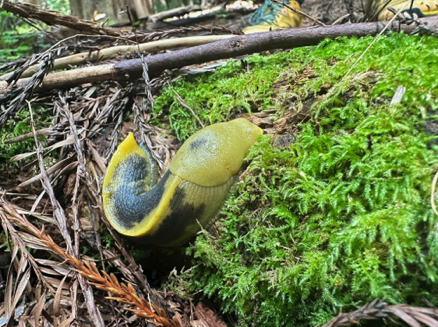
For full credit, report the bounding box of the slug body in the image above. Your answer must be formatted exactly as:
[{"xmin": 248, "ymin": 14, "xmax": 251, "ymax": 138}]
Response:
[{"xmin": 102, "ymin": 118, "xmax": 262, "ymax": 247}]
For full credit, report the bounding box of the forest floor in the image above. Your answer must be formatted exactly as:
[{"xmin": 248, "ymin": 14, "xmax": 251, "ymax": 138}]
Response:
[{"xmin": 1, "ymin": 0, "xmax": 438, "ymax": 326}]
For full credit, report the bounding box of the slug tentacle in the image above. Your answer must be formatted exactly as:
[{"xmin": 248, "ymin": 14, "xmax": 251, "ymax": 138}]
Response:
[{"xmin": 102, "ymin": 118, "xmax": 262, "ymax": 247}]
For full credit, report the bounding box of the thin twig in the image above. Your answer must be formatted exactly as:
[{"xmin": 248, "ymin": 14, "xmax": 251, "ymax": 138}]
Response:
[
  {"xmin": 168, "ymin": 82, "xmax": 204, "ymax": 128},
  {"xmin": 342, "ymin": 5, "xmax": 403, "ymax": 79}
]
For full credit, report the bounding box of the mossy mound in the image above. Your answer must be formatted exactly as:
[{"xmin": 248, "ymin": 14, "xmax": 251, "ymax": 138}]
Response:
[{"xmin": 154, "ymin": 33, "xmax": 438, "ymax": 326}]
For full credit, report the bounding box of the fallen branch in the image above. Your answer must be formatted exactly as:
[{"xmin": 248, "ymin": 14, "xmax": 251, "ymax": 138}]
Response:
[
  {"xmin": 0, "ymin": 35, "xmax": 235, "ymax": 81},
  {"xmin": 0, "ymin": 0, "xmax": 123, "ymax": 36},
  {"xmin": 1, "ymin": 15, "xmax": 437, "ymax": 94},
  {"xmin": 150, "ymin": 5, "xmax": 202, "ymax": 21}
]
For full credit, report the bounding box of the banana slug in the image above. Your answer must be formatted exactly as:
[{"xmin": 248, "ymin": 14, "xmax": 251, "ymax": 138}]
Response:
[{"xmin": 102, "ymin": 118, "xmax": 262, "ymax": 247}]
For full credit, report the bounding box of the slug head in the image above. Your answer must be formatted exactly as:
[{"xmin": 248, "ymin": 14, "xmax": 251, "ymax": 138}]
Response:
[{"xmin": 170, "ymin": 118, "xmax": 263, "ymax": 186}]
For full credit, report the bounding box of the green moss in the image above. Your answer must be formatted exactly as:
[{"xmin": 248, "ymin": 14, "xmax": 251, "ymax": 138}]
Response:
[
  {"xmin": 0, "ymin": 11, "xmax": 50, "ymax": 64},
  {"xmin": 0, "ymin": 108, "xmax": 49, "ymax": 162},
  {"xmin": 153, "ymin": 52, "xmax": 306, "ymax": 139},
  {"xmin": 153, "ymin": 32, "xmax": 437, "ymax": 140},
  {"xmin": 158, "ymin": 33, "xmax": 438, "ymax": 326}
]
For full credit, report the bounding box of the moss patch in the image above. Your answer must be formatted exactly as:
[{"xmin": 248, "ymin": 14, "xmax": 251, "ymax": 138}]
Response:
[
  {"xmin": 157, "ymin": 33, "xmax": 438, "ymax": 326},
  {"xmin": 0, "ymin": 107, "xmax": 50, "ymax": 161}
]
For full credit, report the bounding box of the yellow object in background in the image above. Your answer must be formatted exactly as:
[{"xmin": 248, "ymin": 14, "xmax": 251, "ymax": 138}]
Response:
[
  {"xmin": 242, "ymin": 0, "xmax": 303, "ymax": 34},
  {"xmin": 102, "ymin": 119, "xmax": 262, "ymax": 247},
  {"xmin": 368, "ymin": 0, "xmax": 438, "ymax": 21}
]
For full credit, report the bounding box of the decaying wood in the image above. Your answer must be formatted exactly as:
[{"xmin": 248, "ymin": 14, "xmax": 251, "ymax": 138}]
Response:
[{"xmin": 1, "ymin": 15, "xmax": 437, "ymax": 95}]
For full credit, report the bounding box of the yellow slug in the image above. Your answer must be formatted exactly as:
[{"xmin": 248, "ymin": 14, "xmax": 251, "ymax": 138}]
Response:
[{"xmin": 102, "ymin": 118, "xmax": 262, "ymax": 247}]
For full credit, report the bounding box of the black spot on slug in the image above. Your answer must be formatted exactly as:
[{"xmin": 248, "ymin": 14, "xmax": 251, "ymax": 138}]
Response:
[
  {"xmin": 189, "ymin": 137, "xmax": 208, "ymax": 150},
  {"xmin": 136, "ymin": 184, "xmax": 206, "ymax": 246},
  {"xmin": 111, "ymin": 155, "xmax": 169, "ymax": 229}
]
